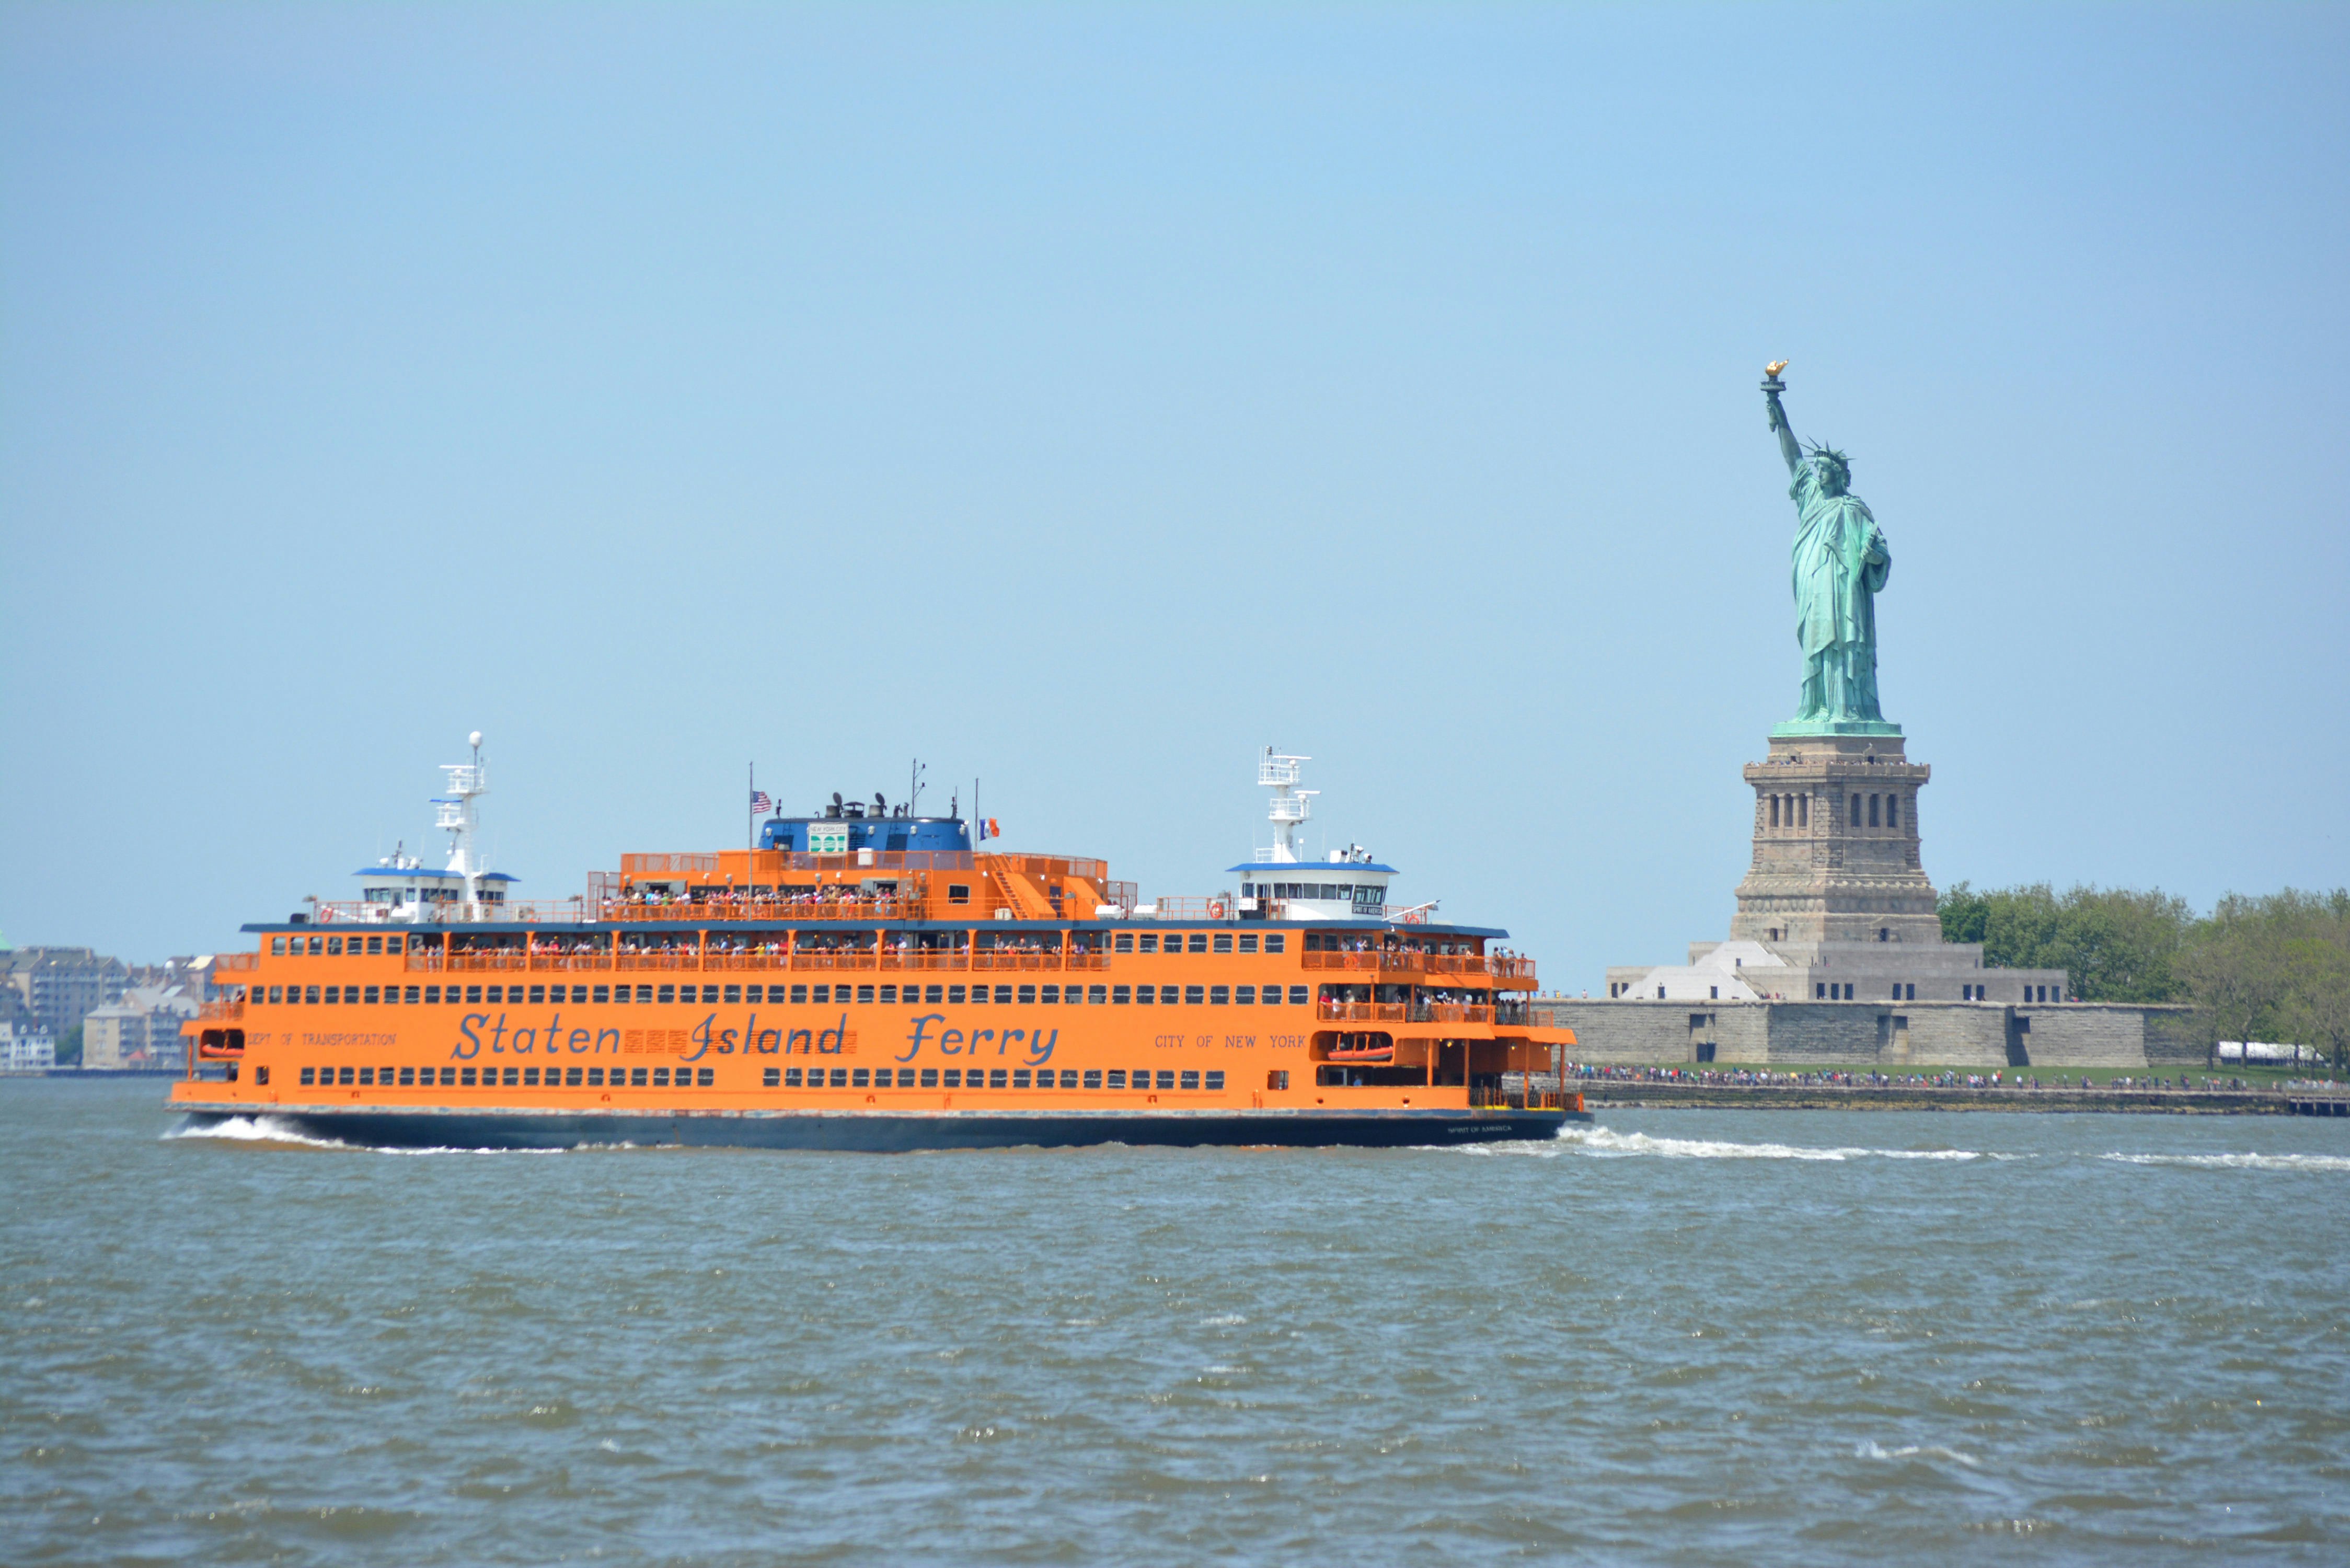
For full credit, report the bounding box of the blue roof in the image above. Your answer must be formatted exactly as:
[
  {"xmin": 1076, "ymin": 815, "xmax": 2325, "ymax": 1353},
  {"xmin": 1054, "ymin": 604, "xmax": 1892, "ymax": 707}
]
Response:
[{"xmin": 1226, "ymin": 862, "xmax": 1397, "ymax": 875}]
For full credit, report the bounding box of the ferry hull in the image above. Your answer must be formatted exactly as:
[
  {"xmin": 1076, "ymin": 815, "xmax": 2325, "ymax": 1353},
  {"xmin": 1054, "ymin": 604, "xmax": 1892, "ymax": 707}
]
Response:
[{"xmin": 178, "ymin": 1104, "xmax": 1583, "ymax": 1152}]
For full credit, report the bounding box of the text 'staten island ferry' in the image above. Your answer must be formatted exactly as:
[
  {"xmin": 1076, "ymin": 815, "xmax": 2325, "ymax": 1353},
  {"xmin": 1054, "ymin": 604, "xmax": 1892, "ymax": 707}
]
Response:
[{"xmin": 174, "ymin": 741, "xmax": 1585, "ymax": 1149}]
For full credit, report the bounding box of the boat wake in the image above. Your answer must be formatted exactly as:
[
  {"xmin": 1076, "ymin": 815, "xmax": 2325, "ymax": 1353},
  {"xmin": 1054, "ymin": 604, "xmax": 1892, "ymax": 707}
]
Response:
[
  {"xmin": 2101, "ymin": 1150, "xmax": 2350, "ymax": 1173},
  {"xmin": 1855, "ymin": 1439, "xmax": 1982, "ymax": 1468},
  {"xmin": 1451, "ymin": 1125, "xmax": 1986, "ymax": 1162},
  {"xmin": 165, "ymin": 1116, "xmax": 564, "ymax": 1156}
]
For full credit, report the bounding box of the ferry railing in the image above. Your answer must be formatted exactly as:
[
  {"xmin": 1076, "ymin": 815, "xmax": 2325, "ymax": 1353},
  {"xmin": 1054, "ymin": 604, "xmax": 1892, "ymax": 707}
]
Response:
[
  {"xmin": 199, "ymin": 999, "xmax": 246, "ymax": 1021},
  {"xmin": 1319, "ymin": 1001, "xmax": 1410, "ymax": 1023},
  {"xmin": 970, "ymin": 951, "xmax": 1061, "ymax": 972},
  {"xmin": 701, "ymin": 952, "xmax": 789, "ymax": 970},
  {"xmin": 1064, "ymin": 952, "xmax": 1111, "ymax": 971},
  {"xmin": 208, "ymin": 952, "xmax": 259, "ymax": 972},
  {"xmin": 878, "ymin": 952, "xmax": 972, "ymax": 971},
  {"xmin": 528, "ymin": 951, "xmax": 615, "ymax": 970},
  {"xmin": 1469, "ymin": 1085, "xmax": 1571, "ymax": 1110},
  {"xmin": 442, "ymin": 952, "xmax": 531, "ymax": 972},
  {"xmin": 614, "ymin": 952, "xmax": 700, "ymax": 971},
  {"xmin": 1412, "ymin": 1003, "xmax": 1495, "ymax": 1024},
  {"xmin": 790, "ymin": 952, "xmax": 880, "ymax": 972}
]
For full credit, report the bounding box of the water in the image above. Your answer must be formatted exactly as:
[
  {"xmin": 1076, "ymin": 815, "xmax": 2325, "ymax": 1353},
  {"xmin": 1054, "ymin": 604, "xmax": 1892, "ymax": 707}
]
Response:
[{"xmin": 5, "ymin": 1079, "xmax": 2347, "ymax": 1565}]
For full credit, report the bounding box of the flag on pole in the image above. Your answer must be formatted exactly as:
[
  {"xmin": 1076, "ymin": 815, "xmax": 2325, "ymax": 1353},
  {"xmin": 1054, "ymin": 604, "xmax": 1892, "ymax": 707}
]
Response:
[
  {"xmin": 751, "ymin": 790, "xmax": 773, "ymax": 815},
  {"xmin": 982, "ymin": 816, "xmax": 1000, "ymax": 840}
]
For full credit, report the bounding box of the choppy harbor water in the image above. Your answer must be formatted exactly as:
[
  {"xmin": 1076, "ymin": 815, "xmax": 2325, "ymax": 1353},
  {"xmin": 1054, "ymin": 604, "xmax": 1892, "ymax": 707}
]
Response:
[{"xmin": 4, "ymin": 1079, "xmax": 2347, "ymax": 1565}]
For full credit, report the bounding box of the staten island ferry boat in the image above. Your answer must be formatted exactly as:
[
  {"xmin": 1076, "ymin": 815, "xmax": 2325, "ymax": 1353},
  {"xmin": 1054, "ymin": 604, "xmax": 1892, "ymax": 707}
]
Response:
[{"xmin": 173, "ymin": 740, "xmax": 1584, "ymax": 1150}]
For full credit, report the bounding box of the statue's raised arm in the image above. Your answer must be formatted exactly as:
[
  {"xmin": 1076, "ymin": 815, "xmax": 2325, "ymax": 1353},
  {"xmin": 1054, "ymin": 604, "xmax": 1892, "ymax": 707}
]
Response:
[{"xmin": 1761, "ymin": 360, "xmax": 1800, "ymax": 475}]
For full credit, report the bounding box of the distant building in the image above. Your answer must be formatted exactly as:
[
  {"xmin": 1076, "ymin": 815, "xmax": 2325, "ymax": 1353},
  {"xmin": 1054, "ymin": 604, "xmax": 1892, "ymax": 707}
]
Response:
[
  {"xmin": 5, "ymin": 947, "xmax": 131, "ymax": 1040},
  {"xmin": 79, "ymin": 985, "xmax": 197, "ymax": 1070},
  {"xmin": 1, "ymin": 1019, "xmax": 55, "ymax": 1071}
]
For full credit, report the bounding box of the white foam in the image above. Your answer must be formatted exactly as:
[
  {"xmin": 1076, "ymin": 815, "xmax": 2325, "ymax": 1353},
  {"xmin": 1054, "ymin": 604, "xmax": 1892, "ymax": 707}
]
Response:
[
  {"xmin": 165, "ymin": 1116, "xmax": 562, "ymax": 1156},
  {"xmin": 1855, "ymin": 1439, "xmax": 1981, "ymax": 1468},
  {"xmin": 1449, "ymin": 1125, "xmax": 1983, "ymax": 1162},
  {"xmin": 2101, "ymin": 1151, "xmax": 2350, "ymax": 1173}
]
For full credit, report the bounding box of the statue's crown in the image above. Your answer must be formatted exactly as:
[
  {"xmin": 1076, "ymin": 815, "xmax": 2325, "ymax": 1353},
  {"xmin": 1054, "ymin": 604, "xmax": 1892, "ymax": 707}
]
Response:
[{"xmin": 1804, "ymin": 440, "xmax": 1851, "ymax": 472}]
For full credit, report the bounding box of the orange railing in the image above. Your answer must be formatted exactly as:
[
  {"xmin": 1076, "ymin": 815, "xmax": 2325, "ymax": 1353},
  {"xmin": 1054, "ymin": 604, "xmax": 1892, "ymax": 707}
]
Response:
[
  {"xmin": 790, "ymin": 952, "xmax": 879, "ymax": 971},
  {"xmin": 1299, "ymin": 950, "xmax": 1536, "ymax": 986},
  {"xmin": 971, "ymin": 951, "xmax": 1061, "ymax": 972},
  {"xmin": 1319, "ymin": 1001, "xmax": 1409, "ymax": 1023},
  {"xmin": 878, "ymin": 952, "xmax": 972, "ymax": 971},
  {"xmin": 1469, "ymin": 1086, "xmax": 1573, "ymax": 1110},
  {"xmin": 209, "ymin": 952, "xmax": 258, "ymax": 972},
  {"xmin": 614, "ymin": 952, "xmax": 700, "ymax": 971},
  {"xmin": 199, "ymin": 999, "xmax": 245, "ymax": 1021}
]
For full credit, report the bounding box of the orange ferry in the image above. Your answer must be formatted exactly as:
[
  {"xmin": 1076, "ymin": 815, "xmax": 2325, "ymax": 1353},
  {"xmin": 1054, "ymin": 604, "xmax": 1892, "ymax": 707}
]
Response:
[{"xmin": 174, "ymin": 741, "xmax": 1584, "ymax": 1149}]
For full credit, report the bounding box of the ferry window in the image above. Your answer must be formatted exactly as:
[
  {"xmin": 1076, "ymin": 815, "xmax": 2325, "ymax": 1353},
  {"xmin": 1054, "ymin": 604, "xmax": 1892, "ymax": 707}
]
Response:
[
  {"xmin": 762, "ymin": 1067, "xmax": 779, "ymax": 1087},
  {"xmin": 1180, "ymin": 1070, "xmax": 1200, "ymax": 1090},
  {"xmin": 386, "ymin": 937, "xmax": 402, "ymax": 954},
  {"xmin": 784, "ymin": 1067, "xmax": 802, "ymax": 1086},
  {"xmin": 853, "ymin": 1068, "xmax": 870, "ymax": 1087},
  {"xmin": 271, "ymin": 937, "xmax": 287, "ymax": 956},
  {"xmin": 658, "ymin": 985, "xmax": 675, "ymax": 1004},
  {"xmin": 528, "ymin": 985, "xmax": 545, "ymax": 1004},
  {"xmin": 828, "ymin": 1067, "xmax": 847, "ymax": 1087},
  {"xmin": 1268, "ymin": 1070, "xmax": 1289, "ymax": 1090},
  {"xmin": 878, "ymin": 985, "xmax": 896, "ymax": 1004},
  {"xmin": 1089, "ymin": 985, "xmax": 1108, "ymax": 1004},
  {"xmin": 588, "ymin": 1068, "xmax": 604, "ymax": 1087},
  {"xmin": 322, "ymin": 986, "xmax": 339, "ymax": 1005},
  {"xmin": 1012, "ymin": 1069, "xmax": 1032, "ymax": 1089},
  {"xmin": 1084, "ymin": 1069, "xmax": 1102, "ymax": 1088},
  {"xmin": 355, "ymin": 1067, "xmax": 373, "ymax": 1085},
  {"xmin": 503, "ymin": 1067, "xmax": 521, "ymax": 1086},
  {"xmin": 488, "ymin": 985, "xmax": 506, "ymax": 1004},
  {"xmin": 299, "ymin": 1067, "xmax": 315, "ymax": 1086},
  {"xmin": 465, "ymin": 985, "xmax": 482, "ymax": 1003},
  {"xmin": 630, "ymin": 1067, "xmax": 647, "ymax": 1086},
  {"xmin": 926, "ymin": 985, "xmax": 945, "ymax": 1004},
  {"xmin": 635, "ymin": 986, "xmax": 653, "ymax": 1002},
  {"xmin": 1041, "ymin": 984, "xmax": 1059, "ymax": 1004},
  {"xmin": 1237, "ymin": 985, "xmax": 1256, "ymax": 1004},
  {"xmin": 948, "ymin": 884, "xmax": 971, "ymax": 904},
  {"xmin": 856, "ymin": 985, "xmax": 875, "ymax": 1004},
  {"xmin": 993, "ymin": 985, "xmax": 1013, "ymax": 1004},
  {"xmin": 394, "ymin": 1066, "xmax": 410, "ymax": 1086},
  {"xmin": 305, "ymin": 986, "xmax": 321, "ymax": 1004},
  {"xmin": 723, "ymin": 984, "xmax": 741, "ymax": 1004},
  {"xmin": 1264, "ymin": 935, "xmax": 1285, "ymax": 953},
  {"xmin": 654, "ymin": 1067, "xmax": 670, "ymax": 1086},
  {"xmin": 524, "ymin": 1067, "xmax": 540, "ymax": 1087},
  {"xmin": 364, "ymin": 986, "xmax": 380, "ymax": 1005},
  {"xmin": 461, "ymin": 1067, "xmax": 477, "ymax": 1086},
  {"xmin": 268, "ymin": 986, "xmax": 283, "ymax": 1004},
  {"xmin": 405, "ymin": 986, "xmax": 421, "ymax": 1004},
  {"xmin": 423, "ymin": 986, "xmax": 439, "ymax": 1004},
  {"xmin": 1053, "ymin": 1069, "xmax": 1073, "ymax": 1087},
  {"xmin": 1188, "ymin": 934, "xmax": 1208, "ymax": 953},
  {"xmin": 1205, "ymin": 1070, "xmax": 1225, "ymax": 1090},
  {"xmin": 1017, "ymin": 985, "xmax": 1036, "ymax": 1005},
  {"xmin": 1239, "ymin": 935, "xmax": 1259, "ymax": 953},
  {"xmin": 1115, "ymin": 933, "xmax": 1135, "ymax": 953},
  {"xmin": 948, "ymin": 984, "xmax": 966, "ymax": 1004},
  {"xmin": 1185, "ymin": 986, "xmax": 1205, "ymax": 1005},
  {"xmin": 1134, "ymin": 985, "xmax": 1151, "ymax": 1006},
  {"xmin": 1113, "ymin": 985, "xmax": 1132, "ymax": 1004},
  {"xmin": 1156, "ymin": 1070, "xmax": 1176, "ymax": 1090},
  {"xmin": 593, "ymin": 985, "xmax": 609, "ymax": 1003},
  {"xmin": 1287, "ymin": 985, "xmax": 1308, "ymax": 1005},
  {"xmin": 366, "ymin": 936, "xmax": 384, "ymax": 954},
  {"xmin": 308, "ymin": 936, "xmax": 324, "ymax": 954},
  {"xmin": 812, "ymin": 984, "xmax": 830, "ymax": 1004},
  {"xmin": 696, "ymin": 1067, "xmax": 713, "ymax": 1087},
  {"xmin": 328, "ymin": 937, "xmax": 343, "ymax": 956},
  {"xmin": 1213, "ymin": 934, "xmax": 1233, "ymax": 953},
  {"xmin": 744, "ymin": 984, "xmax": 763, "ymax": 1003},
  {"xmin": 1209, "ymin": 986, "xmax": 1228, "ymax": 1005},
  {"xmin": 942, "ymin": 1068, "xmax": 962, "ymax": 1087},
  {"xmin": 920, "ymin": 1067, "xmax": 939, "ymax": 1087},
  {"xmin": 790, "ymin": 984, "xmax": 809, "ymax": 1002},
  {"xmin": 988, "ymin": 1068, "xmax": 1008, "ymax": 1088},
  {"xmin": 1107, "ymin": 1069, "xmax": 1127, "ymax": 1089},
  {"xmin": 567, "ymin": 1067, "xmax": 583, "ymax": 1086},
  {"xmin": 1138, "ymin": 934, "xmax": 1158, "ymax": 954}
]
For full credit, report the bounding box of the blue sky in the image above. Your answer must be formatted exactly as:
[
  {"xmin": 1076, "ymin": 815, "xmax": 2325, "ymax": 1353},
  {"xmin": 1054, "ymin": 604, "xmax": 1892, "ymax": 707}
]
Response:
[{"xmin": 4, "ymin": 4, "xmax": 2345, "ymax": 982}]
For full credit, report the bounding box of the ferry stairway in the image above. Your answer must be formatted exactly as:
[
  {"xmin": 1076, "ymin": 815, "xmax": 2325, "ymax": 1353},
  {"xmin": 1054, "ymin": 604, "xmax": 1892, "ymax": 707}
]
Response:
[{"xmin": 984, "ymin": 862, "xmax": 1058, "ymax": 921}]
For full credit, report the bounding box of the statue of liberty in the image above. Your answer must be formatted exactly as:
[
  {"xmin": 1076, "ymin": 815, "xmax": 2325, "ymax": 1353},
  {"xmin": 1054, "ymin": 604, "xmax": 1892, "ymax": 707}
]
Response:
[{"xmin": 1761, "ymin": 363, "xmax": 1898, "ymax": 735}]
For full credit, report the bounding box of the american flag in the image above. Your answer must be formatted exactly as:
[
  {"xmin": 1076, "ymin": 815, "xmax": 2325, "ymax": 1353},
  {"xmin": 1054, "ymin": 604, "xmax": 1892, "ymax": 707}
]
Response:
[{"xmin": 751, "ymin": 790, "xmax": 772, "ymax": 815}]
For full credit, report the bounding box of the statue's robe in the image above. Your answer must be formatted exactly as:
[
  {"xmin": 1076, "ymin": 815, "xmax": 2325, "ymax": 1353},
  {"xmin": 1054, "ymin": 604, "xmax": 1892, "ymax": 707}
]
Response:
[{"xmin": 1788, "ymin": 463, "xmax": 1890, "ymax": 719}]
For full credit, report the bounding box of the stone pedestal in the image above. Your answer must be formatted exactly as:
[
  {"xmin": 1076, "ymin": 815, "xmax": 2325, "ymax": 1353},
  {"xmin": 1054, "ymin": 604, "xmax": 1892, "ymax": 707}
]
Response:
[{"xmin": 1732, "ymin": 733, "xmax": 1940, "ymax": 948}]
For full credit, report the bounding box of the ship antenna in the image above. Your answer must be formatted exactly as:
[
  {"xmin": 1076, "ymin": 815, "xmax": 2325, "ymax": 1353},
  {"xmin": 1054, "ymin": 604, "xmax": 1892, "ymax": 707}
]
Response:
[
  {"xmin": 1257, "ymin": 746, "xmax": 1316, "ymax": 864},
  {"xmin": 435, "ymin": 730, "xmax": 489, "ymax": 918}
]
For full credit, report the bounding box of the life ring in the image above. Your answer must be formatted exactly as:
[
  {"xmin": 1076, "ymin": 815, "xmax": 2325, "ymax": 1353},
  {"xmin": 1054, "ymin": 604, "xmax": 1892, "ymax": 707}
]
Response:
[{"xmin": 1208, "ymin": 899, "xmax": 1227, "ymax": 919}]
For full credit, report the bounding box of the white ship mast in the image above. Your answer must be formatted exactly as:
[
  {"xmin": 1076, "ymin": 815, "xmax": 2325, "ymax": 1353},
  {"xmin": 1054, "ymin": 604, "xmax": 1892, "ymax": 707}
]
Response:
[
  {"xmin": 433, "ymin": 731, "xmax": 490, "ymax": 918},
  {"xmin": 1255, "ymin": 747, "xmax": 1317, "ymax": 864}
]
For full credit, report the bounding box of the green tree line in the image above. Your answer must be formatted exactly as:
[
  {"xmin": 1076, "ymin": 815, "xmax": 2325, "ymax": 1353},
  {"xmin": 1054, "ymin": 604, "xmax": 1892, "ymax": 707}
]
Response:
[{"xmin": 1938, "ymin": 883, "xmax": 2350, "ymax": 1067}]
